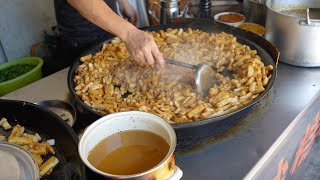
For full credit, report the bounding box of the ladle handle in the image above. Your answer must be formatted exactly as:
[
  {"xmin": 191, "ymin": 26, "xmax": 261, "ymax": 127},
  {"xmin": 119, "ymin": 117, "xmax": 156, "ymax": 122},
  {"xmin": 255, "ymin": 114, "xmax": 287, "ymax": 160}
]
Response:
[{"xmin": 164, "ymin": 58, "xmax": 195, "ymax": 69}]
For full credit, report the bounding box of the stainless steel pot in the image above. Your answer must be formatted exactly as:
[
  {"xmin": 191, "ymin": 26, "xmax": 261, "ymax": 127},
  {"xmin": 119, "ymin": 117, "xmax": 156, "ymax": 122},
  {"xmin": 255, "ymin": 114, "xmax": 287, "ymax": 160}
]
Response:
[
  {"xmin": 148, "ymin": 0, "xmax": 190, "ymax": 25},
  {"xmin": 265, "ymin": 0, "xmax": 320, "ymax": 67},
  {"xmin": 243, "ymin": 0, "xmax": 267, "ymax": 26}
]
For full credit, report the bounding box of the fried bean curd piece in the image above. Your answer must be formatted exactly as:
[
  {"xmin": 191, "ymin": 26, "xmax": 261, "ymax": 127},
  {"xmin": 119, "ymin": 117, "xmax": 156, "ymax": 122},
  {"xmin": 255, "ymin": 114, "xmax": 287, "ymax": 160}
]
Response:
[
  {"xmin": 0, "ymin": 117, "xmax": 11, "ymax": 130},
  {"xmin": 22, "ymin": 133, "xmax": 41, "ymax": 142},
  {"xmin": 39, "ymin": 156, "xmax": 59, "ymax": 176},
  {"xmin": 0, "ymin": 133, "xmax": 6, "ymax": 141},
  {"xmin": 32, "ymin": 153, "xmax": 43, "ymax": 166},
  {"xmin": 8, "ymin": 124, "xmax": 24, "ymax": 139},
  {"xmin": 8, "ymin": 137, "xmax": 33, "ymax": 145}
]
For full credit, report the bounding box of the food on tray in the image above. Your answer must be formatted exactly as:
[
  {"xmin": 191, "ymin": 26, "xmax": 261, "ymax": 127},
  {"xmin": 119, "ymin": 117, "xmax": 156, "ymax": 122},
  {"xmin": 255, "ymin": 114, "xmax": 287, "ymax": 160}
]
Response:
[
  {"xmin": 0, "ymin": 118, "xmax": 59, "ymax": 177},
  {"xmin": 0, "ymin": 133, "xmax": 6, "ymax": 141},
  {"xmin": 0, "ymin": 64, "xmax": 36, "ymax": 83},
  {"xmin": 218, "ymin": 13, "xmax": 245, "ymax": 23},
  {"xmin": 39, "ymin": 156, "xmax": 59, "ymax": 176},
  {"xmin": 73, "ymin": 28, "xmax": 273, "ymax": 123},
  {"xmin": 88, "ymin": 130, "xmax": 169, "ymax": 175},
  {"xmin": 238, "ymin": 23, "xmax": 266, "ymax": 36},
  {"xmin": 0, "ymin": 117, "xmax": 12, "ymax": 130}
]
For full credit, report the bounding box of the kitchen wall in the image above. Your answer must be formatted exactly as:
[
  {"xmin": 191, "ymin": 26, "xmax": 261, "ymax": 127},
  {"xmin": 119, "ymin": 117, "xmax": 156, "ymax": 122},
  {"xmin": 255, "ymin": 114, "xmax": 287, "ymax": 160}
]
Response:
[{"xmin": 0, "ymin": 0, "xmax": 56, "ymax": 63}]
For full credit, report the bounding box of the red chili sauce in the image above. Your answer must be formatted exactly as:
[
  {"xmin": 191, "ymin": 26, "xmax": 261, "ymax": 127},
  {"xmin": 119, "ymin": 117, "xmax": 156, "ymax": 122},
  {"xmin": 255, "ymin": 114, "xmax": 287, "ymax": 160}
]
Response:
[{"xmin": 218, "ymin": 13, "xmax": 244, "ymax": 23}]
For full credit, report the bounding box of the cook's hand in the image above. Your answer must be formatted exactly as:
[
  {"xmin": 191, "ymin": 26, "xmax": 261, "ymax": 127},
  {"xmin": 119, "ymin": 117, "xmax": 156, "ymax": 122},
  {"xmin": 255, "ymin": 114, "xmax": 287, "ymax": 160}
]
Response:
[
  {"xmin": 123, "ymin": 28, "xmax": 164, "ymax": 67},
  {"xmin": 118, "ymin": 0, "xmax": 139, "ymax": 26}
]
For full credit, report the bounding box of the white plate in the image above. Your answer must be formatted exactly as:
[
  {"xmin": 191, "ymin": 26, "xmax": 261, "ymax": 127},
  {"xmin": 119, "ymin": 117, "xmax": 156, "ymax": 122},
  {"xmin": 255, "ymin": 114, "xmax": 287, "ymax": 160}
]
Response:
[{"xmin": 214, "ymin": 12, "xmax": 245, "ymax": 27}]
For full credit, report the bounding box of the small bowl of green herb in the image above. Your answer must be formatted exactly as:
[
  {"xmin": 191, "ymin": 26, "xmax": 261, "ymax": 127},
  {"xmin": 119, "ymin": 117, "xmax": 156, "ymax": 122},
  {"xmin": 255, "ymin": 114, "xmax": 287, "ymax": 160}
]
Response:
[{"xmin": 0, "ymin": 57, "xmax": 43, "ymax": 96}]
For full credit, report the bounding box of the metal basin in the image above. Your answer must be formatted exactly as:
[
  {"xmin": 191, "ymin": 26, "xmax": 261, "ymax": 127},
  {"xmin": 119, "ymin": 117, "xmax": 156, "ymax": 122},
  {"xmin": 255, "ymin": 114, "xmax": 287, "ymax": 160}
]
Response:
[
  {"xmin": 243, "ymin": 0, "xmax": 267, "ymax": 26},
  {"xmin": 265, "ymin": 0, "xmax": 320, "ymax": 67}
]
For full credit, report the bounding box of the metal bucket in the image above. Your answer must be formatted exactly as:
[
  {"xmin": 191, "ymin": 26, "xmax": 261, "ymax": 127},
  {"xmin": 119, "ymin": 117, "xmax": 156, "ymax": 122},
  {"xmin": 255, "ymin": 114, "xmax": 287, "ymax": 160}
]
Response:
[
  {"xmin": 243, "ymin": 0, "xmax": 267, "ymax": 26},
  {"xmin": 265, "ymin": 0, "xmax": 320, "ymax": 67}
]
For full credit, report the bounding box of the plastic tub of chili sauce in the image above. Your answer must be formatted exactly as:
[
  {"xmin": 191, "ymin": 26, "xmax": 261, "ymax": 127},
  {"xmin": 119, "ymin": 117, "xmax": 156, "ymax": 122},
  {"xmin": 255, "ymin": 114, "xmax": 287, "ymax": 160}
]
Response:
[{"xmin": 214, "ymin": 12, "xmax": 245, "ymax": 27}]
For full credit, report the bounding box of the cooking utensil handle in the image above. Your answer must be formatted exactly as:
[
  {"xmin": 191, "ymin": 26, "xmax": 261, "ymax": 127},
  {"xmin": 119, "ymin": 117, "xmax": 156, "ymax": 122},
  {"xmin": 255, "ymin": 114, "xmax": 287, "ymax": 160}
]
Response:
[
  {"xmin": 180, "ymin": 0, "xmax": 191, "ymax": 18},
  {"xmin": 307, "ymin": 8, "xmax": 320, "ymax": 24},
  {"xmin": 300, "ymin": 8, "xmax": 320, "ymax": 26},
  {"xmin": 164, "ymin": 58, "xmax": 195, "ymax": 69},
  {"xmin": 148, "ymin": 2, "xmax": 160, "ymax": 23}
]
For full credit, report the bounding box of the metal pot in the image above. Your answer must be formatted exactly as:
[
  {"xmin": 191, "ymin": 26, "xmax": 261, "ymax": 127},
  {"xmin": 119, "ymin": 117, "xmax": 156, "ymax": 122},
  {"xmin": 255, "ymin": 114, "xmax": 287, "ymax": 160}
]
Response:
[
  {"xmin": 79, "ymin": 111, "xmax": 182, "ymax": 179},
  {"xmin": 243, "ymin": 0, "xmax": 267, "ymax": 26},
  {"xmin": 148, "ymin": 0, "xmax": 191, "ymax": 25},
  {"xmin": 265, "ymin": 0, "xmax": 320, "ymax": 67}
]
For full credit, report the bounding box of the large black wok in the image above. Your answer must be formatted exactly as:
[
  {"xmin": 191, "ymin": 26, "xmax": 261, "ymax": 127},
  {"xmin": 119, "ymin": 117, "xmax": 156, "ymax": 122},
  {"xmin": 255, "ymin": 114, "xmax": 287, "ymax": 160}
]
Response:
[
  {"xmin": 68, "ymin": 18, "xmax": 279, "ymax": 127},
  {"xmin": 0, "ymin": 99, "xmax": 86, "ymax": 180}
]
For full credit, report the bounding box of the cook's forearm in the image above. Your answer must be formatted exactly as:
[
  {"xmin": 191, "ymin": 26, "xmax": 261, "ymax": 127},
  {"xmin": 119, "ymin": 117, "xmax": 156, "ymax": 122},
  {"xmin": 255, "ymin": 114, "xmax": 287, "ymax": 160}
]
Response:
[{"xmin": 67, "ymin": 0, "xmax": 136, "ymax": 40}]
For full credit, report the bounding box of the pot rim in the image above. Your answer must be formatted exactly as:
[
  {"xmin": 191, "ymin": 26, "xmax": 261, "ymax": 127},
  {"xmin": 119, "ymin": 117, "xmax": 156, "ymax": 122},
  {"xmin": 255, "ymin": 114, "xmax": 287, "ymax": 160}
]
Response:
[{"xmin": 265, "ymin": 0, "xmax": 320, "ymax": 21}]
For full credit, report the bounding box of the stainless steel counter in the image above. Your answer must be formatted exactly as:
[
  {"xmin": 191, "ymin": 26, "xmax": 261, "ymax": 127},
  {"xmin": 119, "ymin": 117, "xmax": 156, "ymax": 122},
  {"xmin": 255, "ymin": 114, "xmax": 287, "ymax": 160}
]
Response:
[{"xmin": 3, "ymin": 62, "xmax": 320, "ymax": 179}]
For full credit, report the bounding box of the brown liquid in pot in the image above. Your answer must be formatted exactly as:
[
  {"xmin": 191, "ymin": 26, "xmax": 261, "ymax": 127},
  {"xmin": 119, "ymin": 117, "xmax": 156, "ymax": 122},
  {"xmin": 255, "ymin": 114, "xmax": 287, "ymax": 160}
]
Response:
[{"xmin": 88, "ymin": 130, "xmax": 169, "ymax": 175}]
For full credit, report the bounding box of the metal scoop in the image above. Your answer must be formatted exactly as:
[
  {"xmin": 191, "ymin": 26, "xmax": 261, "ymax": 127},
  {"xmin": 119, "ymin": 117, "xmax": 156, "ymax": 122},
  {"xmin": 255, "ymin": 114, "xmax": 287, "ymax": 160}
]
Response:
[{"xmin": 165, "ymin": 58, "xmax": 216, "ymax": 97}]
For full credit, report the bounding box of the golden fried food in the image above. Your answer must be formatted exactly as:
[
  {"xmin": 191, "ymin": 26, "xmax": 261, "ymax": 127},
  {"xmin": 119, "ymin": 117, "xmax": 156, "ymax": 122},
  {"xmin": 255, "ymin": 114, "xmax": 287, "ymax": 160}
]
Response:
[
  {"xmin": 0, "ymin": 133, "xmax": 6, "ymax": 141},
  {"xmin": 73, "ymin": 28, "xmax": 273, "ymax": 123},
  {"xmin": 0, "ymin": 120, "xmax": 59, "ymax": 177},
  {"xmin": 0, "ymin": 117, "xmax": 12, "ymax": 130},
  {"xmin": 238, "ymin": 23, "xmax": 266, "ymax": 36},
  {"xmin": 40, "ymin": 156, "xmax": 59, "ymax": 176}
]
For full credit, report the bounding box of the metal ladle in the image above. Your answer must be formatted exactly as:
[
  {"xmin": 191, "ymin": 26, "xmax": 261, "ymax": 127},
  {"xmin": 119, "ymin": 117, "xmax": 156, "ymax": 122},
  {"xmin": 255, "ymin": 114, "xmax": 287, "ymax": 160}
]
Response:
[{"xmin": 165, "ymin": 58, "xmax": 217, "ymax": 97}]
